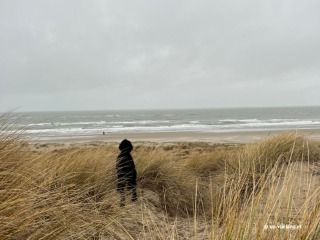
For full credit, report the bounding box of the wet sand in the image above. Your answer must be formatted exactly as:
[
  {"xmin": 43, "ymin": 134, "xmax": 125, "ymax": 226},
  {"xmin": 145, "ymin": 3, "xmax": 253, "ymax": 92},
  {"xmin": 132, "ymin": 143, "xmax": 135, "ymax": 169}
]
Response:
[{"xmin": 29, "ymin": 129, "xmax": 320, "ymax": 144}]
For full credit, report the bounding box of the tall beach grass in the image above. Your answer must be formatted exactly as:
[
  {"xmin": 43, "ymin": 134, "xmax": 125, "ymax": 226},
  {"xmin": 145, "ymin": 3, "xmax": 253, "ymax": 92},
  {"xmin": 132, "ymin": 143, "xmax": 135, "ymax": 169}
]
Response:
[{"xmin": 0, "ymin": 114, "xmax": 319, "ymax": 239}]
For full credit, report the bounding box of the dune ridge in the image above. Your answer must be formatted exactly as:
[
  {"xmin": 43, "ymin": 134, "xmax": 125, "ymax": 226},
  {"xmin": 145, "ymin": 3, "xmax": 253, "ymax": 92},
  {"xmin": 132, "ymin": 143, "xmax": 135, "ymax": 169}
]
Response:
[{"xmin": 0, "ymin": 114, "xmax": 320, "ymax": 239}]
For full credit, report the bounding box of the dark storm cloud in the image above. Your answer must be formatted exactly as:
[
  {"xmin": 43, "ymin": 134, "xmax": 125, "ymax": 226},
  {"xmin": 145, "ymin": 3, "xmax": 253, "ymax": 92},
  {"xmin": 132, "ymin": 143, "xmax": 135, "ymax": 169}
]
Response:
[{"xmin": 1, "ymin": 0, "xmax": 320, "ymax": 111}]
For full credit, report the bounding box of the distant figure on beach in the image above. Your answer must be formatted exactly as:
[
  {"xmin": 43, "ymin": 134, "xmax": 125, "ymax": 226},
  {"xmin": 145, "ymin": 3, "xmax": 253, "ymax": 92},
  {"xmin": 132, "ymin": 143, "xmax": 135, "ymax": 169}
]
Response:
[
  {"xmin": 103, "ymin": 131, "xmax": 105, "ymax": 135},
  {"xmin": 116, "ymin": 139, "xmax": 137, "ymax": 206}
]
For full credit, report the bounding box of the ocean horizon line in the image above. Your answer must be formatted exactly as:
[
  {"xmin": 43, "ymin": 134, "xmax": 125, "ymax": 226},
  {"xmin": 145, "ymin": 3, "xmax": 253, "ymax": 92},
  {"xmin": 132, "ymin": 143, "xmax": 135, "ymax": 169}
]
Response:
[{"xmin": 3, "ymin": 105, "xmax": 320, "ymax": 114}]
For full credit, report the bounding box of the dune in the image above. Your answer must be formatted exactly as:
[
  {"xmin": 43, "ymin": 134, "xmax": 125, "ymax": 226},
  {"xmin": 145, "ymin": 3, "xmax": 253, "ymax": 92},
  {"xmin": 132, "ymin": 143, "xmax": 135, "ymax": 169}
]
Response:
[{"xmin": 1, "ymin": 120, "xmax": 320, "ymax": 239}]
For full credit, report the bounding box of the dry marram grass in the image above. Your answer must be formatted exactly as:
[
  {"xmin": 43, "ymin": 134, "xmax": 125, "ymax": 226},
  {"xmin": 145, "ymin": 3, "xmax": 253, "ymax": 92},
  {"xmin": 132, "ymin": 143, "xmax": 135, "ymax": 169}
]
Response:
[{"xmin": 0, "ymin": 114, "xmax": 320, "ymax": 239}]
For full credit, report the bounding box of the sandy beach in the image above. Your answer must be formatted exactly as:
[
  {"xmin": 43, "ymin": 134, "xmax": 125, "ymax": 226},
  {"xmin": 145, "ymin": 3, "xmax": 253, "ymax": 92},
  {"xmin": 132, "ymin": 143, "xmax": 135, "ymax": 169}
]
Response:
[{"xmin": 29, "ymin": 128, "xmax": 320, "ymax": 144}]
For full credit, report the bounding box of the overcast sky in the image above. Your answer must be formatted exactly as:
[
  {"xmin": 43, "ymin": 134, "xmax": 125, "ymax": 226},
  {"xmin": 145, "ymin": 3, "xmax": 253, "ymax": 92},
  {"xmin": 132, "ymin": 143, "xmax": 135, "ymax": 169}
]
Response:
[{"xmin": 1, "ymin": 0, "xmax": 320, "ymax": 112}]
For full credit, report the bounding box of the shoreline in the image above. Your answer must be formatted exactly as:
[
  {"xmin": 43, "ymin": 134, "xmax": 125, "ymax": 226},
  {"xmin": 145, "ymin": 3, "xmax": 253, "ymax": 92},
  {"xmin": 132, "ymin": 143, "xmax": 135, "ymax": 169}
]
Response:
[{"xmin": 27, "ymin": 128, "xmax": 320, "ymax": 144}]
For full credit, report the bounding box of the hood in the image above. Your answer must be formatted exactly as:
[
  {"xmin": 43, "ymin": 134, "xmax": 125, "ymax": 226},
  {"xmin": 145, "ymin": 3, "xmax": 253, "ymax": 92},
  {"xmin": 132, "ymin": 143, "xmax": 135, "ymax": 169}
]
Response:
[{"xmin": 119, "ymin": 139, "xmax": 133, "ymax": 152}]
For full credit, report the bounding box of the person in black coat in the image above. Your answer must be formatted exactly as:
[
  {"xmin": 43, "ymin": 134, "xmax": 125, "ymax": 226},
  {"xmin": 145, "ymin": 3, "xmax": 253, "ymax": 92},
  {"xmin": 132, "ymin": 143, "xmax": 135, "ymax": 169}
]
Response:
[{"xmin": 116, "ymin": 139, "xmax": 137, "ymax": 206}]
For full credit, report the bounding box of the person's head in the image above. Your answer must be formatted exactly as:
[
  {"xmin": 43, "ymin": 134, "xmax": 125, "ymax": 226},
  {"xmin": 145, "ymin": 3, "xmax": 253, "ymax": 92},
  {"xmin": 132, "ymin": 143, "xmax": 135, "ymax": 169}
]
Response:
[{"xmin": 119, "ymin": 139, "xmax": 133, "ymax": 152}]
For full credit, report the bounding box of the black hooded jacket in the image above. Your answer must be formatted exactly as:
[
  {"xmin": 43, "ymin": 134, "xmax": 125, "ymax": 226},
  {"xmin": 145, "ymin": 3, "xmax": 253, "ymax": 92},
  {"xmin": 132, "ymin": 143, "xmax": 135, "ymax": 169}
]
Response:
[{"xmin": 116, "ymin": 139, "xmax": 136, "ymax": 178}]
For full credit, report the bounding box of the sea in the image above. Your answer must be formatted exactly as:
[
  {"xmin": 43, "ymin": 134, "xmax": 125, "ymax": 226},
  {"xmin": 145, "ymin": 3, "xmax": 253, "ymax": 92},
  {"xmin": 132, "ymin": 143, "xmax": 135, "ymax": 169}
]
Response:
[{"xmin": 3, "ymin": 106, "xmax": 320, "ymax": 140}]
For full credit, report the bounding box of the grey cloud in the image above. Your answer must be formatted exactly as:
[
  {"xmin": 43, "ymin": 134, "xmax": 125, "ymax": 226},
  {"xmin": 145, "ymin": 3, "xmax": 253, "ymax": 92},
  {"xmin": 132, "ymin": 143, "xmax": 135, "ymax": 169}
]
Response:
[{"xmin": 1, "ymin": 0, "xmax": 320, "ymax": 111}]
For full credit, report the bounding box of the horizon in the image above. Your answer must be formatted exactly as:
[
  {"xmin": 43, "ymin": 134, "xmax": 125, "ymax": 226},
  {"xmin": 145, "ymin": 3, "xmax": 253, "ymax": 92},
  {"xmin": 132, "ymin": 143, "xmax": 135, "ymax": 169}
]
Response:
[{"xmin": 4, "ymin": 104, "xmax": 320, "ymax": 114}]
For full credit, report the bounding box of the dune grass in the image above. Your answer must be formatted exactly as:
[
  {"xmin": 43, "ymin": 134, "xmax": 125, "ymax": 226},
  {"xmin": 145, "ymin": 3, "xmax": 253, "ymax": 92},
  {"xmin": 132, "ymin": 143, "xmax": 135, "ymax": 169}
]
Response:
[{"xmin": 0, "ymin": 114, "xmax": 320, "ymax": 239}]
